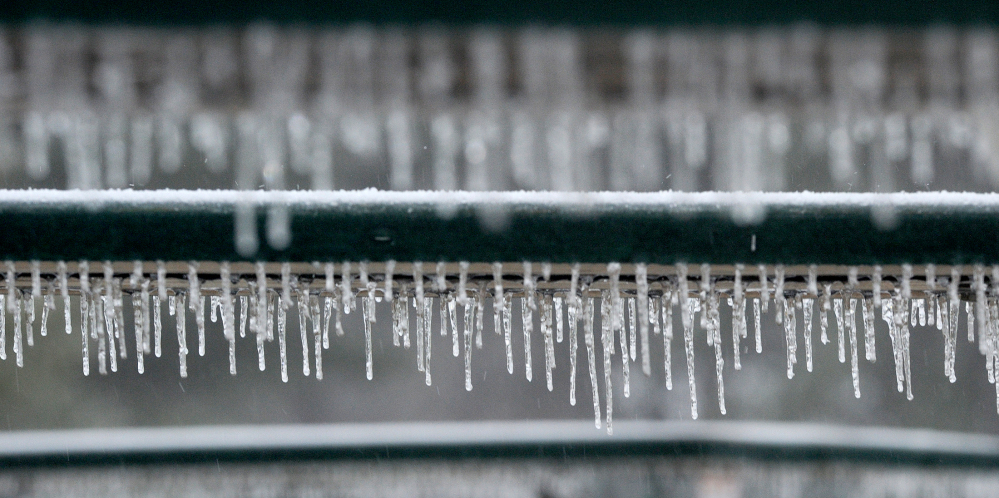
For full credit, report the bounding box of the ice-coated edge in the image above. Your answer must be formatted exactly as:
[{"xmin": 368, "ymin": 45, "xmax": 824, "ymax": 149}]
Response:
[{"xmin": 0, "ymin": 189, "xmax": 999, "ymax": 208}]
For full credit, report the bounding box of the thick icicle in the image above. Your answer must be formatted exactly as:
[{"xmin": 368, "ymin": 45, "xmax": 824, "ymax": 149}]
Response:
[
  {"xmin": 175, "ymin": 293, "xmax": 188, "ymax": 378},
  {"xmin": 297, "ymin": 287, "xmax": 312, "ymax": 378},
  {"xmin": 555, "ymin": 296, "xmax": 564, "ymax": 344},
  {"xmin": 662, "ymin": 291, "xmax": 673, "ymax": 390},
  {"xmin": 754, "ymin": 298, "xmax": 762, "ymax": 353},
  {"xmin": 569, "ymin": 289, "xmax": 579, "ymax": 406},
  {"xmin": 522, "ymin": 296, "xmax": 533, "ymax": 381},
  {"xmin": 862, "ymin": 298, "xmax": 876, "ymax": 362},
  {"xmin": 424, "ymin": 296, "xmax": 433, "ymax": 386},
  {"xmin": 848, "ymin": 298, "xmax": 860, "ymax": 398},
  {"xmin": 187, "ymin": 263, "xmax": 205, "ymax": 357},
  {"xmin": 364, "ymin": 293, "xmax": 375, "ymax": 380},
  {"xmin": 783, "ymin": 297, "xmax": 797, "ymax": 379},
  {"xmin": 601, "ymin": 291, "xmax": 614, "ymax": 434},
  {"xmin": 59, "ymin": 261, "xmax": 71, "ymax": 337},
  {"xmin": 638, "ymin": 265, "xmax": 653, "ymax": 374},
  {"xmin": 278, "ymin": 295, "xmax": 288, "ymax": 382},
  {"xmin": 835, "ymin": 298, "xmax": 845, "ymax": 363},
  {"xmin": 583, "ymin": 294, "xmax": 600, "ymax": 429},
  {"xmin": 803, "ymin": 298, "xmax": 814, "ymax": 372},
  {"xmin": 475, "ymin": 287, "xmax": 485, "ymax": 350},
  {"xmin": 684, "ymin": 296, "xmax": 699, "ymax": 420},
  {"xmin": 465, "ymin": 295, "xmax": 474, "ymax": 390},
  {"xmin": 543, "ymin": 294, "xmax": 555, "ymax": 391}
]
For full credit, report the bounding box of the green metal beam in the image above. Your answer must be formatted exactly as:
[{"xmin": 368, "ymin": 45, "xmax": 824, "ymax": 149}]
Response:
[
  {"xmin": 3, "ymin": 0, "xmax": 998, "ymax": 26},
  {"xmin": 0, "ymin": 191, "xmax": 996, "ymax": 266}
]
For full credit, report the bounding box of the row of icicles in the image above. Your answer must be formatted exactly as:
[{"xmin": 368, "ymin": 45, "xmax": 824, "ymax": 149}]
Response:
[{"xmin": 2, "ymin": 260, "xmax": 999, "ymax": 434}]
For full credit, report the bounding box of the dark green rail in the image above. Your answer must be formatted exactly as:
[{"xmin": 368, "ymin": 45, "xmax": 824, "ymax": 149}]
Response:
[
  {"xmin": 2, "ymin": 0, "xmax": 997, "ymax": 26},
  {"xmin": 0, "ymin": 193, "xmax": 997, "ymax": 265}
]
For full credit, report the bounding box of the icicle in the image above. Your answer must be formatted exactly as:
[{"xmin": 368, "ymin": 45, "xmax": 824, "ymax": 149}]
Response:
[
  {"xmin": 186, "ymin": 263, "xmax": 204, "ymax": 357},
  {"xmin": 753, "ymin": 298, "xmax": 762, "ymax": 353},
  {"xmin": 13, "ymin": 290, "xmax": 23, "ymax": 368},
  {"xmin": 522, "ymin": 296, "xmax": 533, "ymax": 382},
  {"xmin": 424, "ymin": 296, "xmax": 432, "ymax": 386},
  {"xmin": 542, "ymin": 294, "xmax": 555, "ymax": 391},
  {"xmin": 176, "ymin": 293, "xmax": 188, "ymax": 377},
  {"xmin": 662, "ymin": 292, "xmax": 673, "ymax": 390},
  {"xmin": 863, "ymin": 298, "xmax": 876, "ymax": 362},
  {"xmin": 0, "ymin": 294, "xmax": 5, "ymax": 361},
  {"xmin": 95, "ymin": 293, "xmax": 106, "ymax": 375},
  {"xmin": 803, "ymin": 296, "xmax": 815, "ymax": 372},
  {"xmin": 277, "ymin": 295, "xmax": 288, "ymax": 382},
  {"xmin": 364, "ymin": 294, "xmax": 375, "ymax": 380},
  {"xmin": 821, "ymin": 283, "xmax": 832, "ymax": 344},
  {"xmin": 475, "ymin": 286, "xmax": 485, "ymax": 350},
  {"xmin": 41, "ymin": 288, "xmax": 54, "ymax": 338},
  {"xmin": 636, "ymin": 263, "xmax": 650, "ymax": 375},
  {"xmin": 502, "ymin": 292, "xmax": 513, "ymax": 375},
  {"xmin": 59, "ymin": 261, "xmax": 71, "ymax": 337},
  {"xmin": 569, "ymin": 291, "xmax": 579, "ymax": 406},
  {"xmin": 601, "ymin": 291, "xmax": 614, "ymax": 434},
  {"xmin": 392, "ymin": 293, "xmax": 403, "ymax": 347},
  {"xmin": 464, "ymin": 295, "xmax": 474, "ymax": 390},
  {"xmin": 23, "ymin": 293, "xmax": 34, "ymax": 348},
  {"xmin": 783, "ymin": 297, "xmax": 796, "ymax": 379},
  {"xmin": 112, "ymin": 278, "xmax": 126, "ymax": 360},
  {"xmin": 711, "ymin": 288, "xmax": 725, "ymax": 414},
  {"xmin": 439, "ymin": 296, "xmax": 449, "ymax": 340},
  {"xmin": 848, "ymin": 298, "xmax": 860, "ymax": 398},
  {"xmin": 884, "ymin": 296, "xmax": 904, "ymax": 392},
  {"xmin": 628, "ymin": 297, "xmax": 637, "ymax": 361},
  {"xmin": 555, "ymin": 296, "xmax": 565, "ymax": 344},
  {"xmin": 133, "ymin": 291, "xmax": 144, "ymax": 374},
  {"xmin": 414, "ymin": 263, "xmax": 425, "ymax": 368},
  {"xmin": 30, "ymin": 261, "xmax": 41, "ymax": 300},
  {"xmin": 446, "ymin": 294, "xmax": 458, "ymax": 356},
  {"xmin": 583, "ymin": 294, "xmax": 600, "ymax": 429},
  {"xmin": 297, "ymin": 287, "xmax": 312, "ymax": 378},
  {"xmin": 492, "ymin": 261, "xmax": 504, "ymax": 332},
  {"xmin": 140, "ymin": 279, "xmax": 151, "ymax": 355},
  {"xmin": 684, "ymin": 296, "xmax": 698, "ymax": 420},
  {"xmin": 619, "ymin": 298, "xmax": 631, "ymax": 399},
  {"xmin": 79, "ymin": 291, "xmax": 88, "ymax": 375},
  {"xmin": 835, "ymin": 298, "xmax": 845, "ymax": 363}
]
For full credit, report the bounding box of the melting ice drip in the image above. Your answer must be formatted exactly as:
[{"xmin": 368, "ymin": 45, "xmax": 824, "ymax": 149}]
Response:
[
  {"xmin": 1, "ymin": 25, "xmax": 999, "ymax": 193},
  {"xmin": 2, "ymin": 260, "xmax": 999, "ymax": 434}
]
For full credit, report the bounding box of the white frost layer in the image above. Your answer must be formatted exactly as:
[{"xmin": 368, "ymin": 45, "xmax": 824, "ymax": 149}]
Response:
[{"xmin": 1, "ymin": 189, "xmax": 999, "ymax": 208}]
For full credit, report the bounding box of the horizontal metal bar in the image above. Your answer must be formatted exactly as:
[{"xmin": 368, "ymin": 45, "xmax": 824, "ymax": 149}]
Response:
[
  {"xmin": 4, "ymin": 0, "xmax": 998, "ymax": 26},
  {"xmin": 0, "ymin": 420, "xmax": 997, "ymax": 466},
  {"xmin": 1, "ymin": 190, "xmax": 998, "ymax": 266}
]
